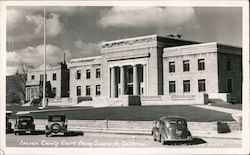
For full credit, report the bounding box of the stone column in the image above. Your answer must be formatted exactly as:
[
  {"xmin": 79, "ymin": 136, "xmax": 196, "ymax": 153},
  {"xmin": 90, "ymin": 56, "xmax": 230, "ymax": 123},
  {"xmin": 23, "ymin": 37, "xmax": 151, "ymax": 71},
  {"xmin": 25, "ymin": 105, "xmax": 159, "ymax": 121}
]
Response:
[
  {"xmin": 133, "ymin": 65, "xmax": 138, "ymax": 95},
  {"xmin": 143, "ymin": 64, "xmax": 147, "ymax": 96},
  {"xmin": 120, "ymin": 66, "xmax": 125, "ymax": 95},
  {"xmin": 111, "ymin": 67, "xmax": 116, "ymax": 98}
]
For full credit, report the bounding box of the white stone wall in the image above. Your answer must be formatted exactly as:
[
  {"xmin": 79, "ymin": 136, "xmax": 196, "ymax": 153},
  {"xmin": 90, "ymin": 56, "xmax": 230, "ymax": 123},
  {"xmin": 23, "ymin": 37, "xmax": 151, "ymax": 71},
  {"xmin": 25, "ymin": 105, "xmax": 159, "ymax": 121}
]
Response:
[
  {"xmin": 69, "ymin": 57, "xmax": 102, "ymax": 101},
  {"xmin": 163, "ymin": 43, "xmax": 219, "ymax": 96}
]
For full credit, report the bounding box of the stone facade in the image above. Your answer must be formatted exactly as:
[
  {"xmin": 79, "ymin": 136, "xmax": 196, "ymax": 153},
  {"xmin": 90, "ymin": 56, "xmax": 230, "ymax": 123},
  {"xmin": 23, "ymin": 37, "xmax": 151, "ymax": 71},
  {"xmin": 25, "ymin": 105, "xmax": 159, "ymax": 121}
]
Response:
[
  {"xmin": 25, "ymin": 34, "xmax": 242, "ymax": 105},
  {"xmin": 163, "ymin": 42, "xmax": 242, "ymax": 102},
  {"xmin": 69, "ymin": 56, "xmax": 102, "ymax": 102},
  {"xmin": 25, "ymin": 62, "xmax": 69, "ymax": 101}
]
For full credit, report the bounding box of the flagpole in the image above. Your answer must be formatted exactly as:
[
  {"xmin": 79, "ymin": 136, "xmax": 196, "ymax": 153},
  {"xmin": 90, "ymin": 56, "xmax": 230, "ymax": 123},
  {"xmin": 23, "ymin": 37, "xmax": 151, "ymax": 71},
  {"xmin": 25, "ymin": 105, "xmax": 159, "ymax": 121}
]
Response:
[{"xmin": 42, "ymin": 6, "xmax": 46, "ymax": 108}]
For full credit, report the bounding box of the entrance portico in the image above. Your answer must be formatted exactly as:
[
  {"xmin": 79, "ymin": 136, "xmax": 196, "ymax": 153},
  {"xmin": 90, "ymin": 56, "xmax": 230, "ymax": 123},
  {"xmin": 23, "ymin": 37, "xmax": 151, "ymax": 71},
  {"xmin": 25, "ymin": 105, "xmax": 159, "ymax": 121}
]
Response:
[{"xmin": 109, "ymin": 60, "xmax": 148, "ymax": 98}]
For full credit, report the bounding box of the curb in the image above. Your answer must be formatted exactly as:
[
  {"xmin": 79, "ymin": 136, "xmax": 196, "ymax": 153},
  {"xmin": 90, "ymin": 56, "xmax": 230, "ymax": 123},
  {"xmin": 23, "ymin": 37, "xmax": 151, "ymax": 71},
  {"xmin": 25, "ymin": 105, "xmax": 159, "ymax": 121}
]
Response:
[{"xmin": 34, "ymin": 126, "xmax": 241, "ymax": 140}]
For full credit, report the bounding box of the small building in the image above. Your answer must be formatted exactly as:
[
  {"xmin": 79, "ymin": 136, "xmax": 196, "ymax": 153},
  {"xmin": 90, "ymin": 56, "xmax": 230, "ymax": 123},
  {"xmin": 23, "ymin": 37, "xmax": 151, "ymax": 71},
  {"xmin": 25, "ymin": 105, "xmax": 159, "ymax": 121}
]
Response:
[
  {"xmin": 25, "ymin": 61, "xmax": 69, "ymax": 101},
  {"xmin": 69, "ymin": 56, "xmax": 101, "ymax": 103},
  {"xmin": 163, "ymin": 42, "xmax": 242, "ymax": 103}
]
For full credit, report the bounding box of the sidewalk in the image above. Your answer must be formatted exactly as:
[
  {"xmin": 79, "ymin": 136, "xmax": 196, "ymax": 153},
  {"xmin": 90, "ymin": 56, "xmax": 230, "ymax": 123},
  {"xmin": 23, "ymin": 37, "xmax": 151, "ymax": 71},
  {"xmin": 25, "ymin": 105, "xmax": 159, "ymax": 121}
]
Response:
[{"xmin": 191, "ymin": 104, "xmax": 242, "ymax": 115}]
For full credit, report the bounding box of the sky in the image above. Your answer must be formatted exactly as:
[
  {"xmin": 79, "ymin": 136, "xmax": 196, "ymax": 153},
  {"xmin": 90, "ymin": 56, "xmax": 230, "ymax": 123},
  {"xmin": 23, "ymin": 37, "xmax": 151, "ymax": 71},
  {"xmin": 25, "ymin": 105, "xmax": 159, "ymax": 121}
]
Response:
[{"xmin": 6, "ymin": 6, "xmax": 242, "ymax": 75}]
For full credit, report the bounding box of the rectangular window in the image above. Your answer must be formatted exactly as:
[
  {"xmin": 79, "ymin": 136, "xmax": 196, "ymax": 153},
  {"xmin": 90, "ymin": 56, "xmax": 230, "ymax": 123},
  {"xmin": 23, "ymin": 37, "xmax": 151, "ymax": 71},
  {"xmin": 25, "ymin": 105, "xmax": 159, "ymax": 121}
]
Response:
[
  {"xmin": 227, "ymin": 79, "xmax": 233, "ymax": 93},
  {"xmin": 77, "ymin": 86, "xmax": 81, "ymax": 96},
  {"xmin": 52, "ymin": 87, "xmax": 56, "ymax": 96},
  {"xmin": 76, "ymin": 70, "xmax": 81, "ymax": 80},
  {"xmin": 40, "ymin": 74, "xmax": 47, "ymax": 81},
  {"xmin": 226, "ymin": 59, "xmax": 231, "ymax": 71},
  {"xmin": 198, "ymin": 59, "xmax": 205, "ymax": 71},
  {"xmin": 169, "ymin": 62, "xmax": 175, "ymax": 73},
  {"xmin": 183, "ymin": 60, "xmax": 190, "ymax": 72},
  {"xmin": 86, "ymin": 85, "xmax": 91, "ymax": 96},
  {"xmin": 198, "ymin": 79, "xmax": 206, "ymax": 92},
  {"xmin": 183, "ymin": 80, "xmax": 190, "ymax": 92},
  {"xmin": 53, "ymin": 73, "xmax": 57, "ymax": 80},
  {"xmin": 96, "ymin": 68, "xmax": 101, "ymax": 78},
  {"xmin": 96, "ymin": 85, "xmax": 101, "ymax": 96},
  {"xmin": 31, "ymin": 75, "xmax": 35, "ymax": 80},
  {"xmin": 169, "ymin": 81, "xmax": 176, "ymax": 93},
  {"xmin": 86, "ymin": 69, "xmax": 91, "ymax": 79}
]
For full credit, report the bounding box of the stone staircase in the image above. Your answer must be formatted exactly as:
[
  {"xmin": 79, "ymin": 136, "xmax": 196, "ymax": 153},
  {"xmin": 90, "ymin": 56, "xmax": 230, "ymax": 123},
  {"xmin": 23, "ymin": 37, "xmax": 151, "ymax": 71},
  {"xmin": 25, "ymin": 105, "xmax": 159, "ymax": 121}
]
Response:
[{"xmin": 140, "ymin": 96, "xmax": 166, "ymax": 105}]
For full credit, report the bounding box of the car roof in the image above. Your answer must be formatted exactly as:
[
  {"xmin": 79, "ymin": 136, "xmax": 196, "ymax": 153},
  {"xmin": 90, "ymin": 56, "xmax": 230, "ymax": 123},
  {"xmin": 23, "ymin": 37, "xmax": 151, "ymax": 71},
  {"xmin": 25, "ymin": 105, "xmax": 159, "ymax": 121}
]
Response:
[
  {"xmin": 159, "ymin": 116, "xmax": 186, "ymax": 122},
  {"xmin": 17, "ymin": 115, "xmax": 33, "ymax": 118}
]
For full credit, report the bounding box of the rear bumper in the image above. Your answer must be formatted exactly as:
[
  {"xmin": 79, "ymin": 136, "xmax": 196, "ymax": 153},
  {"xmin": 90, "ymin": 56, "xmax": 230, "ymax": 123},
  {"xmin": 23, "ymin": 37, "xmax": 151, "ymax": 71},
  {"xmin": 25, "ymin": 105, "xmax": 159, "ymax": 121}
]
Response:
[
  {"xmin": 14, "ymin": 128, "xmax": 32, "ymax": 132},
  {"xmin": 166, "ymin": 136, "xmax": 193, "ymax": 141}
]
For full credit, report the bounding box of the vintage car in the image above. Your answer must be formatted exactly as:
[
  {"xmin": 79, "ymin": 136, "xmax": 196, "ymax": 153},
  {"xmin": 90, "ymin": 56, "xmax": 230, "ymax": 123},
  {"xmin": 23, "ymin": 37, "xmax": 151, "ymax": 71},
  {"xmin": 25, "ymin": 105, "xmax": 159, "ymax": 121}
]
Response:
[
  {"xmin": 6, "ymin": 111, "xmax": 12, "ymax": 133},
  {"xmin": 30, "ymin": 98, "xmax": 41, "ymax": 107},
  {"xmin": 14, "ymin": 115, "xmax": 35, "ymax": 135},
  {"xmin": 152, "ymin": 116, "xmax": 192, "ymax": 144},
  {"xmin": 45, "ymin": 115, "xmax": 67, "ymax": 137}
]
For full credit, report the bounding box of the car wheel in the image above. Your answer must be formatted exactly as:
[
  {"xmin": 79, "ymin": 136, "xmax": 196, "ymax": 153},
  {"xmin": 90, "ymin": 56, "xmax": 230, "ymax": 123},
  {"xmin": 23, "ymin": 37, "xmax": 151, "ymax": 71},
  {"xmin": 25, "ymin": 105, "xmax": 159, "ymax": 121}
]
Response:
[
  {"xmin": 51, "ymin": 123, "xmax": 61, "ymax": 133},
  {"xmin": 160, "ymin": 135, "xmax": 165, "ymax": 145},
  {"xmin": 152, "ymin": 132, "xmax": 157, "ymax": 141},
  {"xmin": 14, "ymin": 131, "xmax": 16, "ymax": 135}
]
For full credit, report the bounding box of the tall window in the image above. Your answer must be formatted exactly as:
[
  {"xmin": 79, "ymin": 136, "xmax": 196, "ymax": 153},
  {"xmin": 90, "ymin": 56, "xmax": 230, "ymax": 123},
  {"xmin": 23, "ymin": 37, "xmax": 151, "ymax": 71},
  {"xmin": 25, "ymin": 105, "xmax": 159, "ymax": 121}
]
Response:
[
  {"xmin": 96, "ymin": 85, "xmax": 101, "ymax": 96},
  {"xmin": 53, "ymin": 73, "xmax": 57, "ymax": 80},
  {"xmin": 76, "ymin": 70, "xmax": 81, "ymax": 80},
  {"xmin": 31, "ymin": 75, "xmax": 35, "ymax": 80},
  {"xmin": 226, "ymin": 59, "xmax": 231, "ymax": 71},
  {"xmin": 227, "ymin": 79, "xmax": 233, "ymax": 93},
  {"xmin": 77, "ymin": 86, "xmax": 81, "ymax": 96},
  {"xmin": 86, "ymin": 85, "xmax": 91, "ymax": 96},
  {"xmin": 183, "ymin": 60, "xmax": 190, "ymax": 72},
  {"xmin": 198, "ymin": 79, "xmax": 206, "ymax": 92},
  {"xmin": 198, "ymin": 59, "xmax": 205, "ymax": 71},
  {"xmin": 52, "ymin": 87, "xmax": 56, "ymax": 96},
  {"xmin": 86, "ymin": 69, "xmax": 91, "ymax": 79},
  {"xmin": 169, "ymin": 62, "xmax": 175, "ymax": 73},
  {"xmin": 40, "ymin": 74, "xmax": 47, "ymax": 81},
  {"xmin": 96, "ymin": 68, "xmax": 101, "ymax": 78},
  {"xmin": 183, "ymin": 80, "xmax": 190, "ymax": 92},
  {"xmin": 169, "ymin": 81, "xmax": 176, "ymax": 93}
]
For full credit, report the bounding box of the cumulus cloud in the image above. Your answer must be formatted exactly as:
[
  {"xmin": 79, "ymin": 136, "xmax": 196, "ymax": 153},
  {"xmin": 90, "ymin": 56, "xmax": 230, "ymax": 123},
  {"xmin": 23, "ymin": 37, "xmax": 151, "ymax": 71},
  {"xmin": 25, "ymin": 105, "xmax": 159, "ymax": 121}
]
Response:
[
  {"xmin": 74, "ymin": 40, "xmax": 101, "ymax": 57},
  {"xmin": 6, "ymin": 44, "xmax": 70, "ymax": 75},
  {"xmin": 98, "ymin": 7, "xmax": 195, "ymax": 28},
  {"xmin": 7, "ymin": 8, "xmax": 64, "ymax": 42}
]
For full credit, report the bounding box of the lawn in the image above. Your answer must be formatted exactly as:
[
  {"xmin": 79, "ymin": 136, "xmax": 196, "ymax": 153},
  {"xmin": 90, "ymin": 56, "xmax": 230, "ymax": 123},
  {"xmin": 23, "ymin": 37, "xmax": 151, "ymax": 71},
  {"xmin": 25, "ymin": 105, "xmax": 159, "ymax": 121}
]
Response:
[{"xmin": 16, "ymin": 105, "xmax": 235, "ymax": 122}]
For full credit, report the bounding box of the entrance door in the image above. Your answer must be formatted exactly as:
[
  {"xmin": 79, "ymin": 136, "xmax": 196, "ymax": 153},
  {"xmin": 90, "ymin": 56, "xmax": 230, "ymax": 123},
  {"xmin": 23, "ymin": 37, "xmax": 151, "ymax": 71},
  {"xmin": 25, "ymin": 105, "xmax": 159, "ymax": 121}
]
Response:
[{"xmin": 127, "ymin": 83, "xmax": 133, "ymax": 95}]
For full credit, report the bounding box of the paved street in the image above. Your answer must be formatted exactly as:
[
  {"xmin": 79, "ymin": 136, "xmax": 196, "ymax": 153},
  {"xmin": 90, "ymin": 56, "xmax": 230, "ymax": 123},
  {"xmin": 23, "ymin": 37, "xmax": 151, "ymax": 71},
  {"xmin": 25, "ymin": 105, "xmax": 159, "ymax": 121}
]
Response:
[{"xmin": 6, "ymin": 131, "xmax": 241, "ymax": 148}]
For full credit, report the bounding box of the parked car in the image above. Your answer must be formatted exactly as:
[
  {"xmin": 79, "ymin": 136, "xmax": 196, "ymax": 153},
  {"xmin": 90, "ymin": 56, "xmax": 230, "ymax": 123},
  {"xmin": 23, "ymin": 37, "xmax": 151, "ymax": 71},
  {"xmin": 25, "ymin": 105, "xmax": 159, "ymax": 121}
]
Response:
[
  {"xmin": 152, "ymin": 116, "xmax": 192, "ymax": 144},
  {"xmin": 14, "ymin": 115, "xmax": 35, "ymax": 135},
  {"xmin": 45, "ymin": 115, "xmax": 67, "ymax": 137},
  {"xmin": 6, "ymin": 111, "xmax": 12, "ymax": 133},
  {"xmin": 30, "ymin": 98, "xmax": 41, "ymax": 106}
]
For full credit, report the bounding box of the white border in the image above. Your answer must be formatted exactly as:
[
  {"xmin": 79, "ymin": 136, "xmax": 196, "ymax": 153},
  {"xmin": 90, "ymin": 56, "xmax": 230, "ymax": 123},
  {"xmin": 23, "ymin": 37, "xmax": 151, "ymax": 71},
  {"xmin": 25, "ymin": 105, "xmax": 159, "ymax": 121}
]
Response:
[{"xmin": 0, "ymin": 0, "xmax": 249, "ymax": 155}]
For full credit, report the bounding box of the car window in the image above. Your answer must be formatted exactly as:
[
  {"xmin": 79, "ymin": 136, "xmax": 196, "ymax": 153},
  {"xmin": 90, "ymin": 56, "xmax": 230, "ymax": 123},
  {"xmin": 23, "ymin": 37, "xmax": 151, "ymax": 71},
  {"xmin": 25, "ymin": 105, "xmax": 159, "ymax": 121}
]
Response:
[
  {"xmin": 19, "ymin": 117, "xmax": 32, "ymax": 121},
  {"xmin": 49, "ymin": 116, "xmax": 65, "ymax": 122},
  {"xmin": 170, "ymin": 120, "xmax": 184, "ymax": 125}
]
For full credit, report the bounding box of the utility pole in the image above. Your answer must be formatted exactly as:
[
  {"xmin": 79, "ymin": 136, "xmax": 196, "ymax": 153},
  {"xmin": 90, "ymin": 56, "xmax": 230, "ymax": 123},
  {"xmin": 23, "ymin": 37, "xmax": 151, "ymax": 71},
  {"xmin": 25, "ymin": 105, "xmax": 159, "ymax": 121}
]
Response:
[{"xmin": 42, "ymin": 6, "xmax": 47, "ymax": 108}]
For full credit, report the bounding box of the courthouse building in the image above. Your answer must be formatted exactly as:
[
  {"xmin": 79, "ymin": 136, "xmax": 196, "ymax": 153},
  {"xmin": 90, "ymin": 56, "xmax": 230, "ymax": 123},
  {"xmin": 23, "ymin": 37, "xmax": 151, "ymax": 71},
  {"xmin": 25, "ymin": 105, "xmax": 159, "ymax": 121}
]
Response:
[{"xmin": 26, "ymin": 34, "xmax": 242, "ymax": 105}]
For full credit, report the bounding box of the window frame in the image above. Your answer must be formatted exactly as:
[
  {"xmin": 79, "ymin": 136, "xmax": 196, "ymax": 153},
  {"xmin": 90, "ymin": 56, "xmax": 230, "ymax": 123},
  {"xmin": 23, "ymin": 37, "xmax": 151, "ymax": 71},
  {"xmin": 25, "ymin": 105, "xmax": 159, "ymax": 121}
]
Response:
[
  {"xmin": 198, "ymin": 59, "xmax": 205, "ymax": 71},
  {"xmin": 86, "ymin": 69, "xmax": 91, "ymax": 79},
  {"xmin": 86, "ymin": 85, "xmax": 91, "ymax": 96},
  {"xmin": 183, "ymin": 60, "xmax": 190, "ymax": 72},
  {"xmin": 169, "ymin": 81, "xmax": 176, "ymax": 93},
  {"xmin": 198, "ymin": 79, "xmax": 206, "ymax": 92},
  {"xmin": 183, "ymin": 80, "xmax": 191, "ymax": 93},
  {"xmin": 169, "ymin": 61, "xmax": 175, "ymax": 73}
]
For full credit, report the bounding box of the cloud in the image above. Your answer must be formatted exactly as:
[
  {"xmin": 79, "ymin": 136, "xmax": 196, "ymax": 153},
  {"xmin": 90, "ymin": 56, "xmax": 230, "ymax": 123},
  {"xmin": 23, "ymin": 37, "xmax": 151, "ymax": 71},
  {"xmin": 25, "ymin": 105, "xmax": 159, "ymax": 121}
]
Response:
[
  {"xmin": 98, "ymin": 7, "xmax": 195, "ymax": 28},
  {"xmin": 74, "ymin": 40, "xmax": 100, "ymax": 57},
  {"xmin": 7, "ymin": 8, "xmax": 64, "ymax": 42},
  {"xmin": 6, "ymin": 44, "xmax": 71, "ymax": 75}
]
